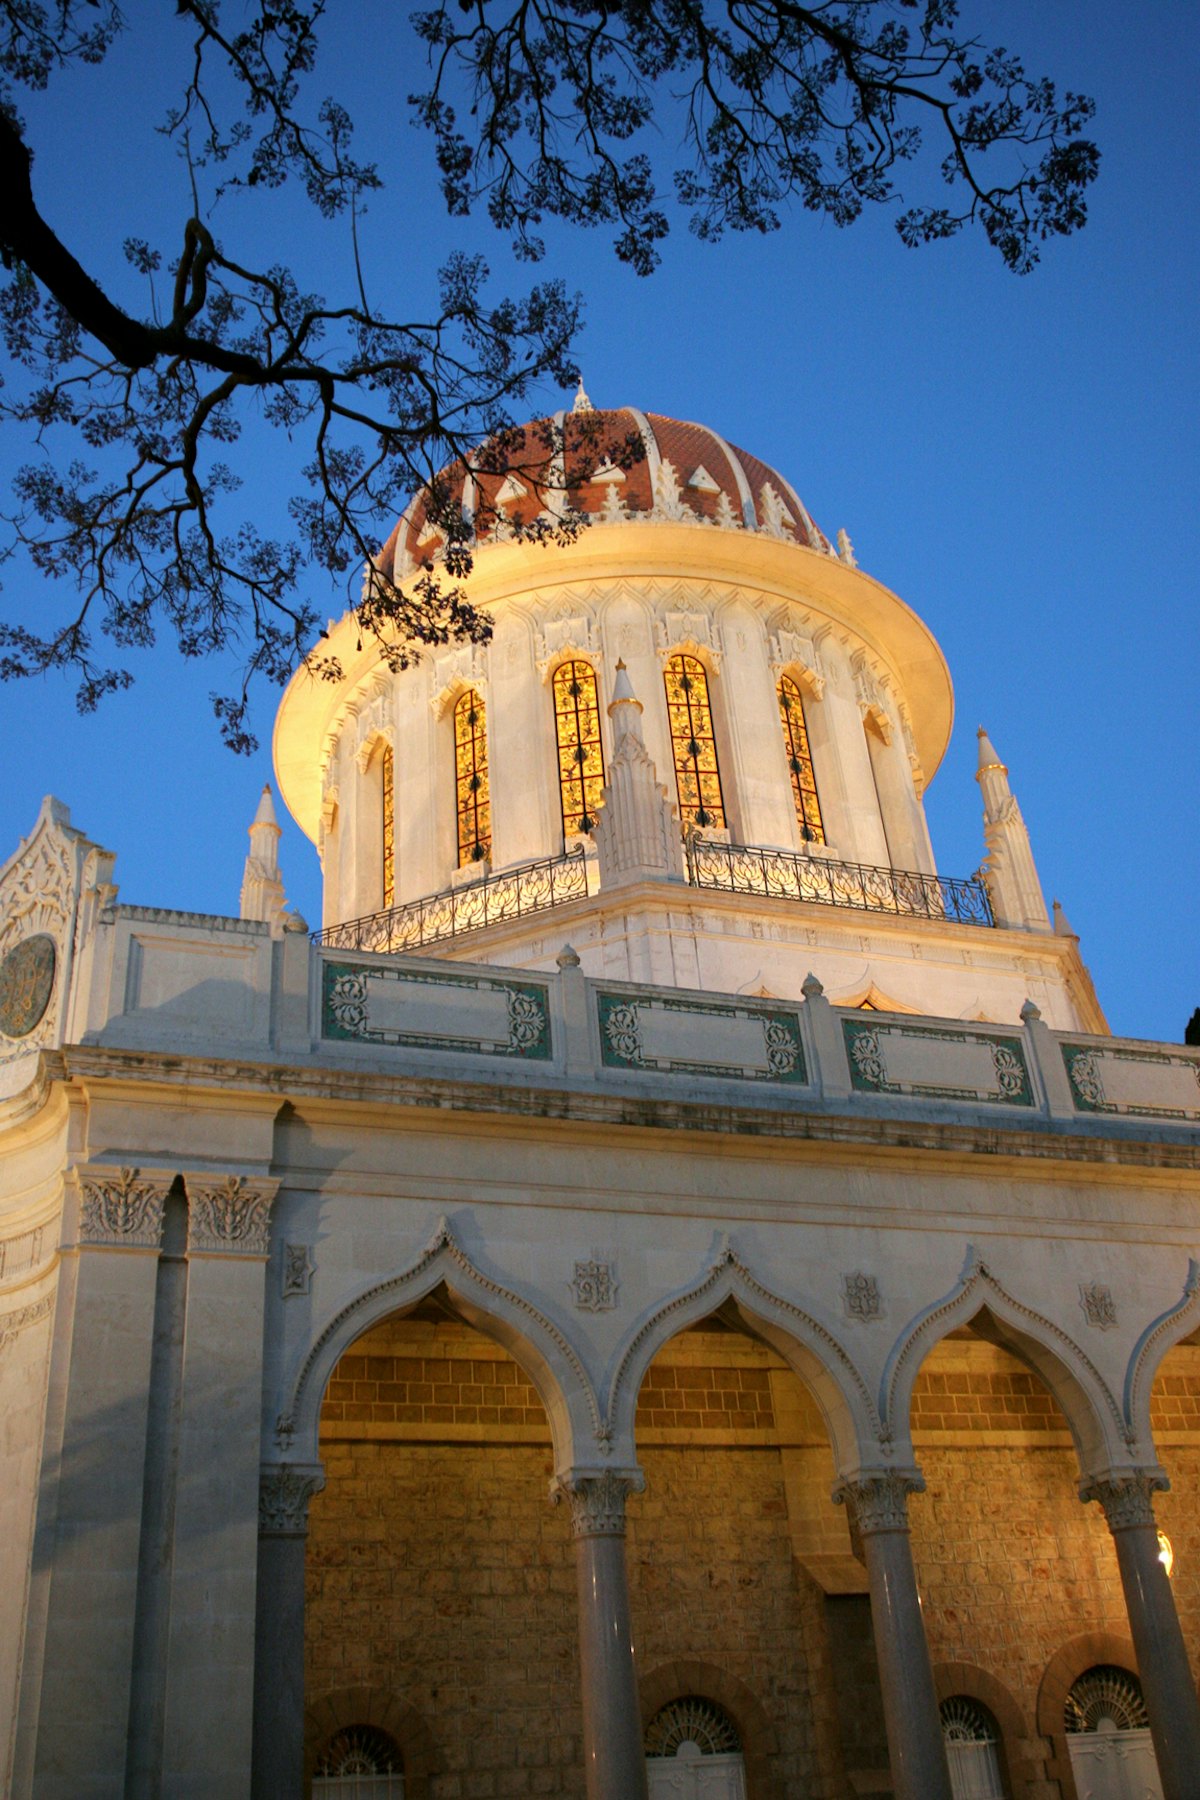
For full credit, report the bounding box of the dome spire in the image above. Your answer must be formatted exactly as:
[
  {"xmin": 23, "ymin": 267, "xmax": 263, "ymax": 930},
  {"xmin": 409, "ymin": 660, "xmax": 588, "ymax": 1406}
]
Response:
[{"xmin": 572, "ymin": 375, "xmax": 594, "ymax": 414}]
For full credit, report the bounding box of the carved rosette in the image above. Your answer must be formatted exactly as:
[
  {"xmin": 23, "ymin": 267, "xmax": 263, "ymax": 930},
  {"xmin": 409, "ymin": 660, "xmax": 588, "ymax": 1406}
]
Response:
[
  {"xmin": 1080, "ymin": 1471, "xmax": 1166, "ymax": 1532},
  {"xmin": 834, "ymin": 1471, "xmax": 923, "ymax": 1535},
  {"xmin": 185, "ymin": 1174, "xmax": 279, "ymax": 1256},
  {"xmin": 553, "ymin": 1471, "xmax": 643, "ymax": 1539},
  {"xmin": 259, "ymin": 1464, "xmax": 326, "ymax": 1536},
  {"xmin": 77, "ymin": 1167, "xmax": 171, "ymax": 1249}
]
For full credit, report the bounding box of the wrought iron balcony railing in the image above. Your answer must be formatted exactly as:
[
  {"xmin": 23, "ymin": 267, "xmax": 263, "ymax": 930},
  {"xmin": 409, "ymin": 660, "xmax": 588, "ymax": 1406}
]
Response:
[
  {"xmin": 314, "ymin": 845, "xmax": 590, "ymax": 955},
  {"xmin": 685, "ymin": 836, "xmax": 994, "ymax": 927}
]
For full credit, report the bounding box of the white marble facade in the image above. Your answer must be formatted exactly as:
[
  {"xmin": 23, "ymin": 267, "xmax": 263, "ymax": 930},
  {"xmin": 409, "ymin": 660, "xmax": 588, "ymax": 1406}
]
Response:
[{"xmin": 1, "ymin": 406, "xmax": 1198, "ymax": 1800}]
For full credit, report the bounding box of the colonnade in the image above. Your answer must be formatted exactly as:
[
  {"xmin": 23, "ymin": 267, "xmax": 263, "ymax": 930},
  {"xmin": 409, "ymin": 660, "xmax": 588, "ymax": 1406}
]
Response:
[{"xmin": 255, "ymin": 1449, "xmax": 1200, "ymax": 1800}]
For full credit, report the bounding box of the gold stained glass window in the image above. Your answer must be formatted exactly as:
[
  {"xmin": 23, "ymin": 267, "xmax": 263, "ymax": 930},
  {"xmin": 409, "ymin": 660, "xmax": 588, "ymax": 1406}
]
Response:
[
  {"xmin": 453, "ymin": 688, "xmax": 491, "ymax": 865},
  {"xmin": 663, "ymin": 654, "xmax": 726, "ymax": 830},
  {"xmin": 381, "ymin": 742, "xmax": 396, "ymax": 907},
  {"xmin": 778, "ymin": 674, "xmax": 825, "ymax": 844},
  {"xmin": 552, "ymin": 660, "xmax": 606, "ymax": 837}
]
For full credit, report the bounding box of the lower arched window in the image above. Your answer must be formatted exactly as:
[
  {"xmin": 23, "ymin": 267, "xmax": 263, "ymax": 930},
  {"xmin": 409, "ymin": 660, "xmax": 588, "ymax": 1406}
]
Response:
[
  {"xmin": 663, "ymin": 654, "xmax": 726, "ymax": 832},
  {"xmin": 313, "ymin": 1724, "xmax": 405, "ymax": 1798},
  {"xmin": 453, "ymin": 687, "xmax": 491, "ymax": 866},
  {"xmin": 940, "ymin": 1697, "xmax": 1005, "ymax": 1800},
  {"xmin": 777, "ymin": 673, "xmax": 825, "ymax": 844},
  {"xmin": 1064, "ymin": 1667, "xmax": 1162, "ymax": 1800},
  {"xmin": 645, "ymin": 1696, "xmax": 746, "ymax": 1798}
]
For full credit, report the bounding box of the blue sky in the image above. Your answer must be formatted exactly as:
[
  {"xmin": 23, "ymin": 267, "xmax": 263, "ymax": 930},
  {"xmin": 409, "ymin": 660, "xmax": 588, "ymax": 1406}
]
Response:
[{"xmin": 0, "ymin": 2, "xmax": 1195, "ymax": 1041}]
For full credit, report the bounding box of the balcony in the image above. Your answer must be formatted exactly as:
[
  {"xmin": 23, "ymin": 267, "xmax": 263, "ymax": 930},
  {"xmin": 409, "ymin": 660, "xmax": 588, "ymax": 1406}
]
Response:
[{"xmin": 314, "ymin": 837, "xmax": 993, "ymax": 954}]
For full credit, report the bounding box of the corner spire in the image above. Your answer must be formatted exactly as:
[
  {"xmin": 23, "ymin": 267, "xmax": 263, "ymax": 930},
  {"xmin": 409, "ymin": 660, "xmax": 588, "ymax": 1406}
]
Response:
[
  {"xmin": 974, "ymin": 729, "xmax": 1049, "ymax": 933},
  {"xmin": 572, "ymin": 375, "xmax": 594, "ymax": 414},
  {"xmin": 240, "ymin": 783, "xmax": 288, "ymax": 934}
]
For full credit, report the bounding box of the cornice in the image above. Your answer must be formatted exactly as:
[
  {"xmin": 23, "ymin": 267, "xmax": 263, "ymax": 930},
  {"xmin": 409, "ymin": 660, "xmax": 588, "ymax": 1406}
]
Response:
[{"xmin": 44, "ymin": 1043, "xmax": 1200, "ymax": 1182}]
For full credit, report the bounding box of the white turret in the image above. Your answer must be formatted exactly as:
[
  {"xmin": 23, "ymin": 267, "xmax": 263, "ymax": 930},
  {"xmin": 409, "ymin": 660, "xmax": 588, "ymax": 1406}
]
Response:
[
  {"xmin": 592, "ymin": 663, "xmax": 686, "ymax": 889},
  {"xmin": 240, "ymin": 784, "xmax": 288, "ymax": 933},
  {"xmin": 975, "ymin": 729, "xmax": 1050, "ymax": 932}
]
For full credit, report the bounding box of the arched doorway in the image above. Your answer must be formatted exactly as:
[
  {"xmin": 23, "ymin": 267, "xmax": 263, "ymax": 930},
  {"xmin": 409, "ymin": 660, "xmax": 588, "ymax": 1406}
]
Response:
[
  {"xmin": 312, "ymin": 1723, "xmax": 405, "ymax": 1798},
  {"xmin": 645, "ymin": 1697, "xmax": 746, "ymax": 1798},
  {"xmin": 1064, "ymin": 1666, "xmax": 1163, "ymax": 1800}
]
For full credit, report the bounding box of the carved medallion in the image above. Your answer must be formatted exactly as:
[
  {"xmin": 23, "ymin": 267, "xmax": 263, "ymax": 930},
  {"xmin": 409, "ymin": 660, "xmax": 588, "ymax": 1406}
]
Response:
[{"xmin": 0, "ymin": 934, "xmax": 56, "ymax": 1039}]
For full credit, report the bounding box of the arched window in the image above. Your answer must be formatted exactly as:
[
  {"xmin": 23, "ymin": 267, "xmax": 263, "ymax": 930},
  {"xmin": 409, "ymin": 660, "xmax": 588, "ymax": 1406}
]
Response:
[
  {"xmin": 453, "ymin": 687, "xmax": 491, "ymax": 866},
  {"xmin": 313, "ymin": 1723, "xmax": 405, "ymax": 1797},
  {"xmin": 552, "ymin": 659, "xmax": 605, "ymax": 836},
  {"xmin": 381, "ymin": 742, "xmax": 395, "ymax": 908},
  {"xmin": 1064, "ymin": 1668, "xmax": 1161, "ymax": 1800},
  {"xmin": 777, "ymin": 674, "xmax": 825, "ymax": 843},
  {"xmin": 663, "ymin": 654, "xmax": 726, "ymax": 831},
  {"xmin": 1064, "ymin": 1666, "xmax": 1150, "ymax": 1733},
  {"xmin": 941, "ymin": 1697, "xmax": 1005, "ymax": 1800},
  {"xmin": 645, "ymin": 1697, "xmax": 746, "ymax": 1799}
]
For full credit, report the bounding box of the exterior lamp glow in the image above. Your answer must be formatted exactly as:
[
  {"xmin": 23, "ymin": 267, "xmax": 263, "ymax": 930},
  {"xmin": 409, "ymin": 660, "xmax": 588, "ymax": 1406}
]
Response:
[{"xmin": 1157, "ymin": 1530, "xmax": 1174, "ymax": 1578}]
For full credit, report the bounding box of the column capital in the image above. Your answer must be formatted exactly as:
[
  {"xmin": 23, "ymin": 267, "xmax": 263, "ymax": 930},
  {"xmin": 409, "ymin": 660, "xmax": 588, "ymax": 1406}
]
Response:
[
  {"xmin": 259, "ymin": 1463, "xmax": 325, "ymax": 1537},
  {"xmin": 552, "ymin": 1469, "xmax": 644, "ymax": 1538},
  {"xmin": 74, "ymin": 1164, "xmax": 176, "ymax": 1249},
  {"xmin": 1080, "ymin": 1469, "xmax": 1167, "ymax": 1531},
  {"xmin": 183, "ymin": 1172, "xmax": 280, "ymax": 1256},
  {"xmin": 833, "ymin": 1469, "xmax": 925, "ymax": 1535}
]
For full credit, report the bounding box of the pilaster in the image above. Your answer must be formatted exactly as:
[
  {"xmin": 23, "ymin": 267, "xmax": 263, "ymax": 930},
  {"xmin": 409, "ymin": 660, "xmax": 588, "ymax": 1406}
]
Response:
[{"xmin": 252, "ymin": 1464, "xmax": 325, "ymax": 1800}]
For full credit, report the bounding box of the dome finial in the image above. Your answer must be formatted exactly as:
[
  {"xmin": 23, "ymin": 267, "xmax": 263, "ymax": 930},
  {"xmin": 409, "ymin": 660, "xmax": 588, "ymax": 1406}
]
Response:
[{"xmin": 572, "ymin": 375, "xmax": 594, "ymax": 414}]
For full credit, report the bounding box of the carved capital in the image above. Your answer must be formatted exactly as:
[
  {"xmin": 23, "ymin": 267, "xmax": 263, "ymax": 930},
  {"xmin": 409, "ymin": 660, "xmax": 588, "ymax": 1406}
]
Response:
[
  {"xmin": 184, "ymin": 1174, "xmax": 279, "ymax": 1256},
  {"xmin": 1081, "ymin": 1470, "xmax": 1166, "ymax": 1532},
  {"xmin": 834, "ymin": 1471, "xmax": 923, "ymax": 1535},
  {"xmin": 77, "ymin": 1166, "xmax": 172, "ymax": 1249},
  {"xmin": 259, "ymin": 1464, "xmax": 325, "ymax": 1536},
  {"xmin": 552, "ymin": 1470, "xmax": 643, "ymax": 1538}
]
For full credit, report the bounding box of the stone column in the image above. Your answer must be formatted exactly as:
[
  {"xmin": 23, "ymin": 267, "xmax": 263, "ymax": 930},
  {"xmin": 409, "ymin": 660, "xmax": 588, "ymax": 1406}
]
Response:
[
  {"xmin": 251, "ymin": 1464, "xmax": 325, "ymax": 1800},
  {"xmin": 1082, "ymin": 1472, "xmax": 1200, "ymax": 1800},
  {"xmin": 160, "ymin": 1174, "xmax": 278, "ymax": 1799},
  {"xmin": 835, "ymin": 1473, "xmax": 953, "ymax": 1800},
  {"xmin": 554, "ymin": 1471, "xmax": 648, "ymax": 1800}
]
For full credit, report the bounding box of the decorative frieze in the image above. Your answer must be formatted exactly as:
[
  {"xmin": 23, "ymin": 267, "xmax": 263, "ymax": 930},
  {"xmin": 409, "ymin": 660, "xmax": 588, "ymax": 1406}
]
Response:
[
  {"xmin": 258, "ymin": 1464, "xmax": 326, "ymax": 1536},
  {"xmin": 571, "ymin": 1260, "xmax": 618, "ymax": 1312},
  {"xmin": 598, "ymin": 990, "xmax": 807, "ymax": 1085},
  {"xmin": 1079, "ymin": 1282, "xmax": 1118, "ymax": 1331},
  {"xmin": 77, "ymin": 1167, "xmax": 171, "ymax": 1249},
  {"xmin": 843, "ymin": 1019, "xmax": 1032, "ymax": 1107},
  {"xmin": 0, "ymin": 1292, "xmax": 55, "ymax": 1357},
  {"xmin": 323, "ymin": 962, "xmax": 551, "ymax": 1061},
  {"xmin": 1063, "ymin": 1042, "xmax": 1200, "ymax": 1121},
  {"xmin": 1080, "ymin": 1471, "xmax": 1165, "ymax": 1532},
  {"xmin": 184, "ymin": 1174, "xmax": 278, "ymax": 1256},
  {"xmin": 834, "ymin": 1472, "xmax": 923, "ymax": 1535},
  {"xmin": 553, "ymin": 1471, "xmax": 643, "ymax": 1538}
]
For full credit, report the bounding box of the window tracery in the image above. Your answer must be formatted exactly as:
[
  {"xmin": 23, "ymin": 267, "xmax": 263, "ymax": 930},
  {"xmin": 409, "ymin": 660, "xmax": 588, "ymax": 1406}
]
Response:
[
  {"xmin": 777, "ymin": 674, "xmax": 825, "ymax": 843},
  {"xmin": 552, "ymin": 659, "xmax": 605, "ymax": 836},
  {"xmin": 663, "ymin": 654, "xmax": 726, "ymax": 831},
  {"xmin": 1064, "ymin": 1666, "xmax": 1149, "ymax": 1733},
  {"xmin": 381, "ymin": 742, "xmax": 395, "ymax": 908},
  {"xmin": 314, "ymin": 1724, "xmax": 405, "ymax": 1795},
  {"xmin": 453, "ymin": 688, "xmax": 491, "ymax": 865},
  {"xmin": 644, "ymin": 1696, "xmax": 742, "ymax": 1756}
]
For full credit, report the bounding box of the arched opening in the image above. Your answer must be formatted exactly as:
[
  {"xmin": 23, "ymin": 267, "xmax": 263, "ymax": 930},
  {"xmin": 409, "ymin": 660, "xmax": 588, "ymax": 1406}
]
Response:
[
  {"xmin": 628, "ymin": 1305, "xmax": 869, "ymax": 1799},
  {"xmin": 939, "ymin": 1695, "xmax": 1005, "ymax": 1800},
  {"xmin": 551, "ymin": 658, "xmax": 606, "ymax": 840},
  {"xmin": 645, "ymin": 1695, "xmax": 746, "ymax": 1798},
  {"xmin": 663, "ymin": 654, "xmax": 727, "ymax": 832},
  {"xmin": 313, "ymin": 1723, "xmax": 404, "ymax": 1797},
  {"xmin": 1145, "ymin": 1332, "xmax": 1200, "ymax": 1675},
  {"xmin": 1064, "ymin": 1665, "xmax": 1162, "ymax": 1800},
  {"xmin": 304, "ymin": 1289, "xmax": 580, "ymax": 1794}
]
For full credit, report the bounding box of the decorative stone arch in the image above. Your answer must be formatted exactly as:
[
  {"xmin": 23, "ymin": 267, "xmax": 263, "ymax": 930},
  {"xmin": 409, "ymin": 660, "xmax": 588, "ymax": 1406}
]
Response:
[
  {"xmin": 640, "ymin": 1660, "xmax": 782, "ymax": 1800},
  {"xmin": 277, "ymin": 1216, "xmax": 601, "ymax": 1472},
  {"xmin": 932, "ymin": 1660, "xmax": 1033, "ymax": 1797},
  {"xmin": 602, "ymin": 1236, "xmax": 882, "ymax": 1475},
  {"xmin": 882, "ymin": 1251, "xmax": 1129, "ymax": 1475},
  {"xmin": 833, "ymin": 980, "xmax": 922, "ymax": 1015},
  {"xmin": 1122, "ymin": 1258, "xmax": 1200, "ymax": 1453},
  {"xmin": 1036, "ymin": 1631, "xmax": 1140, "ymax": 1800},
  {"xmin": 304, "ymin": 1686, "xmax": 439, "ymax": 1799}
]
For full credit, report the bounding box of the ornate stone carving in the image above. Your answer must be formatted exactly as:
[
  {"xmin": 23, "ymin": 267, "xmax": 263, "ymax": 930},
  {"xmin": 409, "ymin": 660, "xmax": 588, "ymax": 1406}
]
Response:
[
  {"xmin": 185, "ymin": 1174, "xmax": 277, "ymax": 1256},
  {"xmin": 259, "ymin": 1464, "xmax": 325, "ymax": 1536},
  {"xmin": 283, "ymin": 1241, "xmax": 315, "ymax": 1298},
  {"xmin": 1080, "ymin": 1282, "xmax": 1118, "ymax": 1331},
  {"xmin": 1080, "ymin": 1471, "xmax": 1165, "ymax": 1532},
  {"xmin": 0, "ymin": 934, "xmax": 57, "ymax": 1040},
  {"xmin": 553, "ymin": 1470, "xmax": 643, "ymax": 1537},
  {"xmin": 842, "ymin": 1271, "xmax": 883, "ymax": 1323},
  {"xmin": 757, "ymin": 482, "xmax": 797, "ymax": 540},
  {"xmin": 655, "ymin": 608, "xmax": 722, "ymax": 668},
  {"xmin": 0, "ymin": 1292, "xmax": 55, "ymax": 1356},
  {"xmin": 834, "ymin": 1472, "xmax": 923, "ymax": 1535},
  {"xmin": 78, "ymin": 1167, "xmax": 170, "ymax": 1249},
  {"xmin": 571, "ymin": 1260, "xmax": 618, "ymax": 1312}
]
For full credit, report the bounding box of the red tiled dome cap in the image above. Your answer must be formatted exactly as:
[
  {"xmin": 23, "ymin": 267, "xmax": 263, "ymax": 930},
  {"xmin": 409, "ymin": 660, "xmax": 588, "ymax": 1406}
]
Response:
[{"xmin": 376, "ymin": 403, "xmax": 834, "ymax": 582}]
